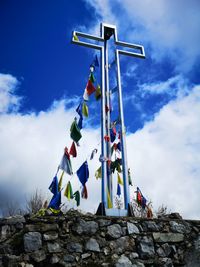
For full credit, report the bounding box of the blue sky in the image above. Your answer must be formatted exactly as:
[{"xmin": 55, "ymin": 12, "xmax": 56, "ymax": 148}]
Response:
[{"xmin": 0, "ymin": 0, "xmax": 200, "ymax": 218}]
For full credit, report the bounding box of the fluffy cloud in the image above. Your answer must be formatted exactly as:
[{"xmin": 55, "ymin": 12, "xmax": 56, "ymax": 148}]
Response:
[
  {"xmin": 84, "ymin": 0, "xmax": 200, "ymax": 72},
  {"xmin": 0, "ymin": 73, "xmax": 22, "ymax": 113}
]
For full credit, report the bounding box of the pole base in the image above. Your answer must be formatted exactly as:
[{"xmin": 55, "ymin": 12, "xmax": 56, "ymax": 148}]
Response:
[{"xmin": 96, "ymin": 202, "xmax": 106, "ymax": 216}]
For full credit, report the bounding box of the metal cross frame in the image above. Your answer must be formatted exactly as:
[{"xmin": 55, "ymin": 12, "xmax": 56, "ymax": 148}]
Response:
[{"xmin": 71, "ymin": 23, "xmax": 145, "ymax": 216}]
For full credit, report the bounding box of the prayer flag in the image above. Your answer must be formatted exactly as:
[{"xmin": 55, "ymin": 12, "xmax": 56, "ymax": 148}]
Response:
[
  {"xmin": 104, "ymin": 135, "xmax": 110, "ymax": 142},
  {"xmin": 59, "ymin": 153, "xmax": 73, "ymax": 175},
  {"xmin": 95, "ymin": 85, "xmax": 101, "ymax": 100},
  {"xmin": 73, "ymin": 191, "xmax": 80, "ymax": 206},
  {"xmin": 117, "ymin": 173, "xmax": 123, "ymax": 185},
  {"xmin": 95, "ymin": 166, "xmax": 101, "ymax": 179},
  {"xmin": 77, "ymin": 161, "xmax": 89, "ymax": 186},
  {"xmin": 128, "ymin": 168, "xmax": 133, "ymax": 186},
  {"xmin": 107, "ymin": 189, "xmax": 112, "ymax": 209},
  {"xmin": 64, "ymin": 181, "xmax": 73, "ymax": 200},
  {"xmin": 69, "ymin": 142, "xmax": 77, "ymax": 158},
  {"xmin": 82, "ymin": 102, "xmax": 89, "ymax": 117},
  {"xmin": 89, "ymin": 72, "xmax": 95, "ymax": 83},
  {"xmin": 58, "ymin": 171, "xmax": 64, "ymax": 191},
  {"xmin": 78, "ymin": 116, "xmax": 83, "ymax": 129},
  {"xmin": 136, "ymin": 187, "xmax": 142, "ymax": 205},
  {"xmin": 86, "ymin": 80, "xmax": 96, "ymax": 95},
  {"xmin": 116, "ymin": 163, "xmax": 122, "ymax": 173},
  {"xmin": 48, "ymin": 191, "xmax": 61, "ymax": 210},
  {"xmin": 117, "ymin": 142, "xmax": 121, "ymax": 151},
  {"xmin": 110, "ymin": 128, "xmax": 116, "ymax": 143},
  {"xmin": 70, "ymin": 119, "xmax": 82, "ymax": 143},
  {"xmin": 83, "ymin": 89, "xmax": 89, "ymax": 101},
  {"xmin": 141, "ymin": 196, "xmax": 147, "ymax": 209},
  {"xmin": 49, "ymin": 176, "xmax": 58, "ymax": 195},
  {"xmin": 117, "ymin": 183, "xmax": 121, "ymax": 196},
  {"xmin": 73, "ymin": 32, "xmax": 79, "ymax": 41},
  {"xmin": 76, "ymin": 102, "xmax": 83, "ymax": 118},
  {"xmin": 81, "ymin": 184, "xmax": 88, "ymax": 199}
]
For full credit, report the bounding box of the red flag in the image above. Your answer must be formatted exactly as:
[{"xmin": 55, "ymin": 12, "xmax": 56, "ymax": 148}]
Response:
[
  {"xmin": 69, "ymin": 141, "xmax": 77, "ymax": 158},
  {"xmin": 86, "ymin": 80, "xmax": 96, "ymax": 95},
  {"xmin": 81, "ymin": 184, "xmax": 88, "ymax": 199}
]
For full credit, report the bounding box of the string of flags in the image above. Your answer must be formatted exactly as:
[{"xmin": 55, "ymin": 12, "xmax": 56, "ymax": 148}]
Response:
[
  {"xmin": 47, "ymin": 54, "xmax": 101, "ymax": 212},
  {"xmin": 47, "ymin": 53, "xmax": 150, "ymax": 216}
]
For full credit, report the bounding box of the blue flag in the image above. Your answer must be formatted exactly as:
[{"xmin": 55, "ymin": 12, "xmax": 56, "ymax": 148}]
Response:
[
  {"xmin": 117, "ymin": 183, "xmax": 121, "ymax": 196},
  {"xmin": 110, "ymin": 128, "xmax": 116, "ymax": 143},
  {"xmin": 48, "ymin": 176, "xmax": 58, "ymax": 195},
  {"xmin": 48, "ymin": 191, "xmax": 61, "ymax": 210},
  {"xmin": 77, "ymin": 161, "xmax": 89, "ymax": 186}
]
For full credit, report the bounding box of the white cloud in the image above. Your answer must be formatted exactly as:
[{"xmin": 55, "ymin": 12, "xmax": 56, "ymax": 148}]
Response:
[
  {"xmin": 0, "ymin": 73, "xmax": 22, "ymax": 113},
  {"xmin": 84, "ymin": 0, "xmax": 200, "ymax": 72},
  {"xmin": 127, "ymin": 85, "xmax": 200, "ymax": 219},
  {"xmin": 139, "ymin": 75, "xmax": 190, "ymax": 97}
]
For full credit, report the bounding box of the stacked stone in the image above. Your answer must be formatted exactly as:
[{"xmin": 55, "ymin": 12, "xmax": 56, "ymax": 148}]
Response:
[{"xmin": 0, "ymin": 211, "xmax": 200, "ymax": 267}]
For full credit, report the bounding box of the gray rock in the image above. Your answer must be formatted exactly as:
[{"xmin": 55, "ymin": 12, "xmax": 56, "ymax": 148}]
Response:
[
  {"xmin": 127, "ymin": 222, "xmax": 140, "ymax": 234},
  {"xmin": 107, "ymin": 224, "xmax": 122, "ymax": 239},
  {"xmin": 159, "ymin": 257, "xmax": 174, "ymax": 267},
  {"xmin": 153, "ymin": 232, "xmax": 184, "ymax": 242},
  {"xmin": 115, "ymin": 255, "xmax": 133, "ymax": 267},
  {"xmin": 138, "ymin": 236, "xmax": 155, "ymax": 259},
  {"xmin": 50, "ymin": 254, "xmax": 60, "ymax": 264},
  {"xmin": 30, "ymin": 249, "xmax": 46, "ymax": 262},
  {"xmin": 170, "ymin": 221, "xmax": 191, "ymax": 234},
  {"xmin": 115, "ymin": 236, "xmax": 135, "ymax": 253},
  {"xmin": 129, "ymin": 252, "xmax": 139, "ymax": 260},
  {"xmin": 85, "ymin": 238, "xmax": 100, "ymax": 252},
  {"xmin": 81, "ymin": 253, "xmax": 91, "ymax": 259},
  {"xmin": 2, "ymin": 255, "xmax": 21, "ymax": 267},
  {"xmin": 24, "ymin": 232, "xmax": 42, "ymax": 252},
  {"xmin": 26, "ymin": 223, "xmax": 58, "ymax": 232},
  {"xmin": 1, "ymin": 225, "xmax": 10, "ymax": 239},
  {"xmin": 72, "ymin": 219, "xmax": 98, "ymax": 235},
  {"xmin": 67, "ymin": 242, "xmax": 83, "ymax": 253},
  {"xmin": 156, "ymin": 247, "xmax": 166, "ymax": 257},
  {"xmin": 98, "ymin": 219, "xmax": 111, "ymax": 227},
  {"xmin": 63, "ymin": 254, "xmax": 75, "ymax": 263},
  {"xmin": 43, "ymin": 232, "xmax": 58, "ymax": 241},
  {"xmin": 161, "ymin": 243, "xmax": 172, "ymax": 257},
  {"xmin": 47, "ymin": 242, "xmax": 62, "ymax": 253},
  {"xmin": 144, "ymin": 221, "xmax": 160, "ymax": 232},
  {"xmin": 3, "ymin": 215, "xmax": 25, "ymax": 225}
]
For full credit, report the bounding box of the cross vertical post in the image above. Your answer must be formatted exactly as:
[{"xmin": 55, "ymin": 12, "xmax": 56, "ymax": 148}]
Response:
[{"xmin": 71, "ymin": 23, "xmax": 145, "ymax": 216}]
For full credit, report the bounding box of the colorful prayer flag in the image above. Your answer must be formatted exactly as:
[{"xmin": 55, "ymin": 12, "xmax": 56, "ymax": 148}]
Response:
[
  {"xmin": 83, "ymin": 89, "xmax": 89, "ymax": 101},
  {"xmin": 73, "ymin": 191, "xmax": 80, "ymax": 206},
  {"xmin": 49, "ymin": 176, "xmax": 58, "ymax": 195},
  {"xmin": 58, "ymin": 171, "xmax": 64, "ymax": 191},
  {"xmin": 69, "ymin": 141, "xmax": 77, "ymax": 158},
  {"xmin": 48, "ymin": 191, "xmax": 61, "ymax": 210},
  {"xmin": 117, "ymin": 173, "xmax": 123, "ymax": 185},
  {"xmin": 82, "ymin": 102, "xmax": 89, "ymax": 117},
  {"xmin": 117, "ymin": 183, "xmax": 121, "ymax": 196},
  {"xmin": 90, "ymin": 148, "xmax": 98, "ymax": 160},
  {"xmin": 70, "ymin": 119, "xmax": 82, "ymax": 143},
  {"xmin": 77, "ymin": 161, "xmax": 89, "ymax": 186},
  {"xmin": 59, "ymin": 153, "xmax": 73, "ymax": 175},
  {"xmin": 107, "ymin": 189, "xmax": 112, "ymax": 209},
  {"xmin": 64, "ymin": 181, "xmax": 73, "ymax": 200},
  {"xmin": 95, "ymin": 166, "xmax": 101, "ymax": 179},
  {"xmin": 95, "ymin": 85, "xmax": 101, "ymax": 100},
  {"xmin": 89, "ymin": 72, "xmax": 95, "ymax": 83},
  {"xmin": 86, "ymin": 80, "xmax": 96, "ymax": 95},
  {"xmin": 81, "ymin": 184, "xmax": 88, "ymax": 199},
  {"xmin": 73, "ymin": 32, "xmax": 79, "ymax": 41}
]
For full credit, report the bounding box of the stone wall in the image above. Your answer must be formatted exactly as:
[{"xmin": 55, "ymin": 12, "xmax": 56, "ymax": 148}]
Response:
[{"xmin": 0, "ymin": 211, "xmax": 200, "ymax": 267}]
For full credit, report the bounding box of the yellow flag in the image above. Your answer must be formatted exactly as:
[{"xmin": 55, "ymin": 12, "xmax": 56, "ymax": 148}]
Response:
[
  {"xmin": 82, "ymin": 102, "xmax": 89, "ymax": 117},
  {"xmin": 73, "ymin": 32, "xmax": 79, "ymax": 41},
  {"xmin": 107, "ymin": 189, "xmax": 113, "ymax": 209},
  {"xmin": 117, "ymin": 173, "xmax": 123, "ymax": 185},
  {"xmin": 95, "ymin": 166, "xmax": 101, "ymax": 179},
  {"xmin": 58, "ymin": 171, "xmax": 64, "ymax": 191}
]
